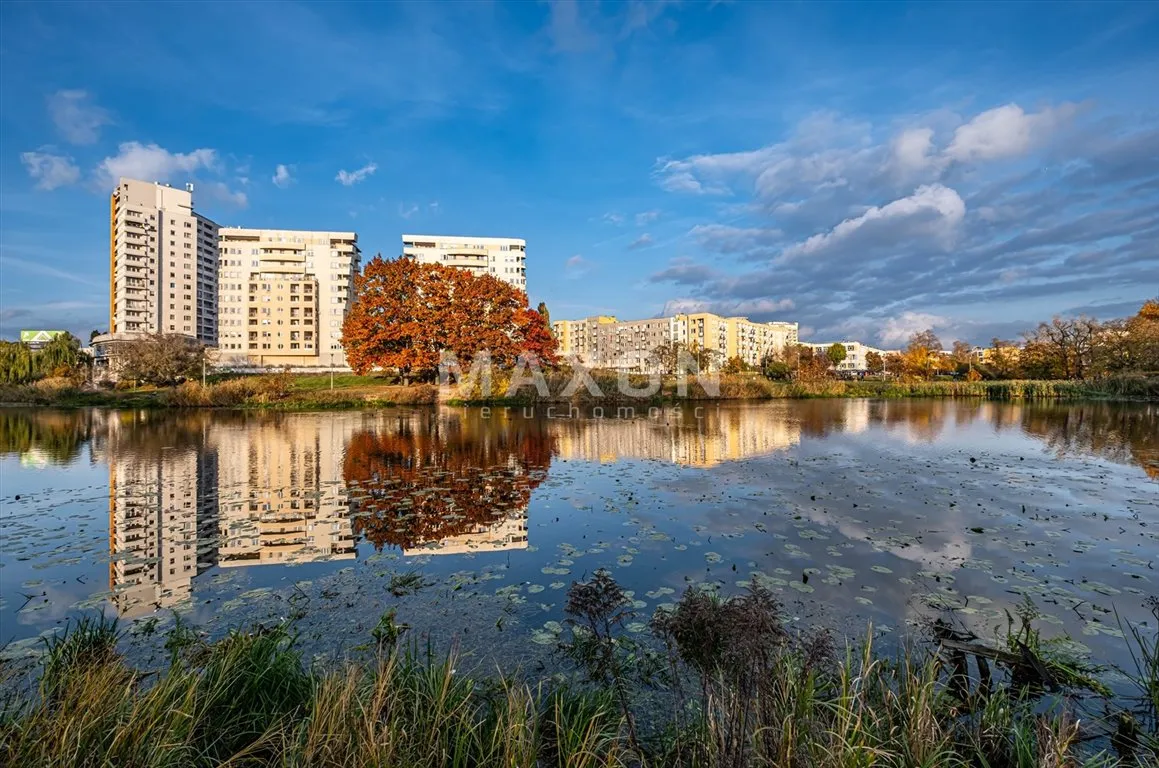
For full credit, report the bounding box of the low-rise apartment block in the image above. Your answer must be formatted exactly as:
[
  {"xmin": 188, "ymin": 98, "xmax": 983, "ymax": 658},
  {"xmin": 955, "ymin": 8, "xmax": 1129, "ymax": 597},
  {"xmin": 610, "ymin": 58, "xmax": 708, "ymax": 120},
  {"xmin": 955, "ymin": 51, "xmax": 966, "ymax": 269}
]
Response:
[
  {"xmin": 216, "ymin": 228, "xmax": 360, "ymax": 368},
  {"xmin": 803, "ymin": 341, "xmax": 892, "ymax": 373},
  {"xmin": 402, "ymin": 234, "xmax": 526, "ymax": 290},
  {"xmin": 553, "ymin": 313, "xmax": 798, "ymax": 371}
]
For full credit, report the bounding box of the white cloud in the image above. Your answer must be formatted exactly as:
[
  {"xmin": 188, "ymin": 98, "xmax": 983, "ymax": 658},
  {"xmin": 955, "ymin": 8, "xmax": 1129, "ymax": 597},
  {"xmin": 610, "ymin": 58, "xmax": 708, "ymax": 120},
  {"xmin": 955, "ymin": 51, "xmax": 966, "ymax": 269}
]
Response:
[
  {"xmin": 635, "ymin": 209, "xmax": 660, "ymax": 226},
  {"xmin": 398, "ymin": 203, "xmax": 419, "ymax": 219},
  {"xmin": 691, "ymin": 224, "xmax": 783, "ymax": 253},
  {"xmin": 602, "ymin": 211, "xmax": 625, "ymax": 225},
  {"xmin": 892, "ymin": 127, "xmax": 936, "ymax": 173},
  {"xmin": 272, "ymin": 163, "xmax": 294, "ymax": 188},
  {"xmin": 878, "ymin": 311, "xmax": 948, "ymax": 346},
  {"xmin": 335, "ymin": 162, "xmax": 377, "ymax": 186},
  {"xmin": 662, "ymin": 296, "xmax": 794, "ymax": 318},
  {"xmin": 628, "ymin": 233, "xmax": 653, "ymax": 249},
  {"xmin": 781, "ymin": 184, "xmax": 965, "ymax": 261},
  {"xmin": 47, "ymin": 90, "xmax": 111, "ymax": 145},
  {"xmin": 96, "ymin": 142, "xmax": 218, "ymax": 187},
  {"xmin": 945, "ymin": 103, "xmax": 1078, "ymax": 163},
  {"xmin": 654, "ymin": 164, "xmax": 728, "ymax": 195},
  {"xmin": 20, "ymin": 151, "xmax": 80, "ymax": 190},
  {"xmin": 202, "ymin": 181, "xmax": 248, "ymax": 208}
]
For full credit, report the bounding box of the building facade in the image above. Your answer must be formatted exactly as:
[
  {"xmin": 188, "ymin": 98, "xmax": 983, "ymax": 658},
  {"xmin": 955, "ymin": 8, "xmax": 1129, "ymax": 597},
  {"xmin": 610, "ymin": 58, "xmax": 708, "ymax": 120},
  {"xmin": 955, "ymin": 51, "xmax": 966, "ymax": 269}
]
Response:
[
  {"xmin": 216, "ymin": 228, "xmax": 360, "ymax": 368},
  {"xmin": 803, "ymin": 341, "xmax": 891, "ymax": 373},
  {"xmin": 109, "ymin": 178, "xmax": 219, "ymax": 343},
  {"xmin": 402, "ymin": 234, "xmax": 526, "ymax": 290},
  {"xmin": 553, "ymin": 313, "xmax": 798, "ymax": 371}
]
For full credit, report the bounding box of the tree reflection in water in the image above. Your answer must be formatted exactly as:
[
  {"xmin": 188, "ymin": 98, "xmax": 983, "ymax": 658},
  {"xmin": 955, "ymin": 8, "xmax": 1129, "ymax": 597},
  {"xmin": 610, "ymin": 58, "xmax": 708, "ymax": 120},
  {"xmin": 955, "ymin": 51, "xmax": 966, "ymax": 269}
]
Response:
[{"xmin": 343, "ymin": 414, "xmax": 556, "ymax": 552}]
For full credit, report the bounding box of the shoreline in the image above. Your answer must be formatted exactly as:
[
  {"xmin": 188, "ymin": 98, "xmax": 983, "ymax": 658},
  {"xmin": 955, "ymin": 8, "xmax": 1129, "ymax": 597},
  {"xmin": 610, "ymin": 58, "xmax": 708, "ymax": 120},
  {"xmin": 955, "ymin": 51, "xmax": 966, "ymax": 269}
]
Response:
[{"xmin": 1, "ymin": 374, "xmax": 1157, "ymax": 410}]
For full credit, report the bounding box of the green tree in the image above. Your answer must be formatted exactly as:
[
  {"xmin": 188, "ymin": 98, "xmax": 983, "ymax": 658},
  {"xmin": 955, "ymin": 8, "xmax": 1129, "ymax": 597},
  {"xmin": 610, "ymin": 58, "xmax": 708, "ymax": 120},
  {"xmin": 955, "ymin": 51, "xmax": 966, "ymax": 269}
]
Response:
[
  {"xmin": 825, "ymin": 343, "xmax": 847, "ymax": 369},
  {"xmin": 537, "ymin": 302, "xmax": 550, "ymax": 329},
  {"xmin": 37, "ymin": 332, "xmax": 83, "ymax": 378},
  {"xmin": 0, "ymin": 342, "xmax": 37, "ymax": 385}
]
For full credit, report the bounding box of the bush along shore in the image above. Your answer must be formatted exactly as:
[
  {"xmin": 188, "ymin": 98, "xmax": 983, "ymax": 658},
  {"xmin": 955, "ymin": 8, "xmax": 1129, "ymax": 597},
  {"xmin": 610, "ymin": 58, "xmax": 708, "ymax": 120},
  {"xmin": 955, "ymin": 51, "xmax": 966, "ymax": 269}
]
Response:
[
  {"xmin": 2, "ymin": 371, "xmax": 1157, "ymax": 409},
  {"xmin": 4, "ymin": 573, "xmax": 1159, "ymax": 767}
]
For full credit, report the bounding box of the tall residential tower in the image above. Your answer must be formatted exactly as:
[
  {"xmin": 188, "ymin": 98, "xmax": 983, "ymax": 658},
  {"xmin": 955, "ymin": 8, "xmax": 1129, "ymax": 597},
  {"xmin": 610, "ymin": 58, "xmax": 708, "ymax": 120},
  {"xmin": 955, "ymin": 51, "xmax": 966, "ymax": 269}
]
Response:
[
  {"xmin": 108, "ymin": 178, "xmax": 219, "ymax": 343},
  {"xmin": 402, "ymin": 235, "xmax": 526, "ymax": 290}
]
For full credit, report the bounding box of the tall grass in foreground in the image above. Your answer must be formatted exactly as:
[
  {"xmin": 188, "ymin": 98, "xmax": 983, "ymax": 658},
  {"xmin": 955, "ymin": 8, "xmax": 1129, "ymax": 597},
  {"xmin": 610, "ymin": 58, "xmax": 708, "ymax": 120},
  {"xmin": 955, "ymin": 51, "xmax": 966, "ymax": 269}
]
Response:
[{"xmin": 3, "ymin": 580, "xmax": 1157, "ymax": 767}]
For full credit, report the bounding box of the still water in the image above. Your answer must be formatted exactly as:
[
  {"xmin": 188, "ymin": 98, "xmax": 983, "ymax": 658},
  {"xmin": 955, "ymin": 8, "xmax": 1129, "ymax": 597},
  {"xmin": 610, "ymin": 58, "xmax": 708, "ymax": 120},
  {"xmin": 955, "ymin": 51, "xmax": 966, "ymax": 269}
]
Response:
[{"xmin": 1, "ymin": 401, "xmax": 1156, "ymax": 669}]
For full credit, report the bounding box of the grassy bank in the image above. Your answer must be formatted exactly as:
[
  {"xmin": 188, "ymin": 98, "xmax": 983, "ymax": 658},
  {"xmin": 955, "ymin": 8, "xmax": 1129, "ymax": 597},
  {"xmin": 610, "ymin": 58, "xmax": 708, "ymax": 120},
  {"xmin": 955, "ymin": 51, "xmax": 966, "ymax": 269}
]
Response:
[
  {"xmin": 4, "ymin": 577, "xmax": 1158, "ymax": 767},
  {"xmin": 2, "ymin": 372, "xmax": 1156, "ymax": 410},
  {"xmin": 454, "ymin": 372, "xmax": 1159, "ymax": 405},
  {"xmin": 0, "ymin": 374, "xmax": 437, "ymax": 410}
]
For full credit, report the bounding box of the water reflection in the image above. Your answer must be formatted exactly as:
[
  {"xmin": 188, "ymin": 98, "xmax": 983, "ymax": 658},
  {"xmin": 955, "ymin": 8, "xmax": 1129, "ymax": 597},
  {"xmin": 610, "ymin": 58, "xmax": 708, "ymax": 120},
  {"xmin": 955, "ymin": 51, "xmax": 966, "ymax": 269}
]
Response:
[
  {"xmin": 0, "ymin": 400, "xmax": 1154, "ymax": 624},
  {"xmin": 344, "ymin": 411, "xmax": 552, "ymax": 554}
]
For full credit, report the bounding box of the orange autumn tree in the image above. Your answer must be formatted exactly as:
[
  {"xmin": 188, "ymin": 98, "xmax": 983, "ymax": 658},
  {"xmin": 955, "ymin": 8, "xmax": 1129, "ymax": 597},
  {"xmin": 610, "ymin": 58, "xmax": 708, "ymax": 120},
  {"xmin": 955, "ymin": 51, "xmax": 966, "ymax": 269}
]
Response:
[{"xmin": 342, "ymin": 255, "xmax": 557, "ymax": 379}]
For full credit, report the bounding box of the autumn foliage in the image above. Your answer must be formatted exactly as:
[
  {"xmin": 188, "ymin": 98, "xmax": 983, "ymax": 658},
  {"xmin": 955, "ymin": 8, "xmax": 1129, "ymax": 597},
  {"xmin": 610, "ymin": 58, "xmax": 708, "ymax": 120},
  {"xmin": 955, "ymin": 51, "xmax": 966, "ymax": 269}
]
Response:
[
  {"xmin": 341, "ymin": 256, "xmax": 557, "ymax": 379},
  {"xmin": 343, "ymin": 418, "xmax": 555, "ymax": 551}
]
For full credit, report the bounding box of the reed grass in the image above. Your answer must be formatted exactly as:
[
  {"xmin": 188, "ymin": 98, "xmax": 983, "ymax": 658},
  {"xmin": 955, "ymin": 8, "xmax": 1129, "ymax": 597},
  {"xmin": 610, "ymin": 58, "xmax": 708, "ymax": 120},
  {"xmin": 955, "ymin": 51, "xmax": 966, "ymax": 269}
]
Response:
[{"xmin": 0, "ymin": 601, "xmax": 1143, "ymax": 768}]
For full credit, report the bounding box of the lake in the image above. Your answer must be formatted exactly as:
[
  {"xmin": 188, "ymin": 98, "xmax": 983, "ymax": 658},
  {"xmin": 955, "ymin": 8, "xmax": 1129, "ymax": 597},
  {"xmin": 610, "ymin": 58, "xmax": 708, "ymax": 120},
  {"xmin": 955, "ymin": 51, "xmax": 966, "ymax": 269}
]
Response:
[{"xmin": 1, "ymin": 401, "xmax": 1156, "ymax": 672}]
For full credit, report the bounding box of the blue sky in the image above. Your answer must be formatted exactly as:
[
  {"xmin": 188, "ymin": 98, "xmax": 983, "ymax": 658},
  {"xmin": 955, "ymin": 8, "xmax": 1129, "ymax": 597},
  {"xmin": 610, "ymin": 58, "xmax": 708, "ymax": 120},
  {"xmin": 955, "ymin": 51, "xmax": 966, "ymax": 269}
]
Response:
[{"xmin": 1, "ymin": 1, "xmax": 1157, "ymax": 346}]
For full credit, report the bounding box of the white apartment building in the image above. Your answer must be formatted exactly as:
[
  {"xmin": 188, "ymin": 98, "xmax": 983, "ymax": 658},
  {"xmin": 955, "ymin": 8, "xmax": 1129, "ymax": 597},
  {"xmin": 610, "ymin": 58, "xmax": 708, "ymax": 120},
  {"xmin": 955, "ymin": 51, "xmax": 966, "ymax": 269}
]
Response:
[
  {"xmin": 108, "ymin": 178, "xmax": 219, "ymax": 343},
  {"xmin": 216, "ymin": 228, "xmax": 360, "ymax": 368},
  {"xmin": 402, "ymin": 234, "xmax": 526, "ymax": 290},
  {"xmin": 554, "ymin": 313, "xmax": 799, "ymax": 371},
  {"xmin": 803, "ymin": 341, "xmax": 891, "ymax": 372}
]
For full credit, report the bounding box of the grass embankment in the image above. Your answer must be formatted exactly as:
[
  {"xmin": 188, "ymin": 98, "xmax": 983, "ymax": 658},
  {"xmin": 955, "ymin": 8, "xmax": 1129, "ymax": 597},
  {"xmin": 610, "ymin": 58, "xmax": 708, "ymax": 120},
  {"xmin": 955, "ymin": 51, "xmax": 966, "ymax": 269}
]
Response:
[
  {"xmin": 3, "ymin": 372, "xmax": 1156, "ymax": 409},
  {"xmin": 453, "ymin": 372, "xmax": 1159, "ymax": 405},
  {"xmin": 4, "ymin": 578, "xmax": 1158, "ymax": 767},
  {"xmin": 0, "ymin": 374, "xmax": 437, "ymax": 410}
]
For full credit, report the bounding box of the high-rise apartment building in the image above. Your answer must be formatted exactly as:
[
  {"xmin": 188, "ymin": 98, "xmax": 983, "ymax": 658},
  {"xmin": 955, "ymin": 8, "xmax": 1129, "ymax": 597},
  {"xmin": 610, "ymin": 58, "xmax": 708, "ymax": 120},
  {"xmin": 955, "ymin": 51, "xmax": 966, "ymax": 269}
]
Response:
[
  {"xmin": 216, "ymin": 228, "xmax": 360, "ymax": 368},
  {"xmin": 108, "ymin": 178, "xmax": 219, "ymax": 343},
  {"xmin": 401, "ymin": 234, "xmax": 527, "ymax": 290},
  {"xmin": 553, "ymin": 313, "xmax": 798, "ymax": 371}
]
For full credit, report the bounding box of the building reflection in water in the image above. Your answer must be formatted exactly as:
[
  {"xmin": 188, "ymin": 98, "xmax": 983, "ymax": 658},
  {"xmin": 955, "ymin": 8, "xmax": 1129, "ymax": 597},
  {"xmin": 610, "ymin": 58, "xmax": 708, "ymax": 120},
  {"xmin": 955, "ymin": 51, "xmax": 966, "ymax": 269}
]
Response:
[
  {"xmin": 214, "ymin": 415, "xmax": 358, "ymax": 568},
  {"xmin": 0, "ymin": 399, "xmax": 1143, "ymax": 618},
  {"xmin": 551, "ymin": 404, "xmax": 801, "ymax": 466}
]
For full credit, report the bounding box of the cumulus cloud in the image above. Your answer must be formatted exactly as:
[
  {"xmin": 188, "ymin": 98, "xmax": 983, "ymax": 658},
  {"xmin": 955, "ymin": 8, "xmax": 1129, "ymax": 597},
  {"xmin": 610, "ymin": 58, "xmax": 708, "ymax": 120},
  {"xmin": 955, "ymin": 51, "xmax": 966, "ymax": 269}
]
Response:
[
  {"xmin": 96, "ymin": 142, "xmax": 218, "ymax": 187},
  {"xmin": 272, "ymin": 163, "xmax": 294, "ymax": 188},
  {"xmin": 651, "ymin": 104, "xmax": 1154, "ymax": 345},
  {"xmin": 335, "ymin": 162, "xmax": 377, "ymax": 186},
  {"xmin": 892, "ymin": 127, "xmax": 936, "ymax": 174},
  {"xmin": 202, "ymin": 181, "xmax": 248, "ymax": 208},
  {"xmin": 47, "ymin": 90, "xmax": 111, "ymax": 145},
  {"xmin": 20, "ymin": 151, "xmax": 80, "ymax": 190},
  {"xmin": 780, "ymin": 184, "xmax": 965, "ymax": 261},
  {"xmin": 661, "ymin": 297, "xmax": 795, "ymax": 319},
  {"xmin": 691, "ymin": 224, "xmax": 784, "ymax": 254},
  {"xmin": 878, "ymin": 312, "xmax": 949, "ymax": 346},
  {"xmin": 945, "ymin": 103, "xmax": 1079, "ymax": 163}
]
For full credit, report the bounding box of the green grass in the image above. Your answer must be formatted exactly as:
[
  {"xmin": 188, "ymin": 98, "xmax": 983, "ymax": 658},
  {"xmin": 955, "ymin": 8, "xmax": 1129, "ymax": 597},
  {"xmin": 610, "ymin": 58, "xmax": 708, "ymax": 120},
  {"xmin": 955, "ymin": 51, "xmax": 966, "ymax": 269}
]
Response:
[
  {"xmin": 287, "ymin": 373, "xmax": 398, "ymax": 392},
  {"xmin": 4, "ymin": 583, "xmax": 1153, "ymax": 768},
  {"xmin": 3, "ymin": 372, "xmax": 1156, "ymax": 410}
]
